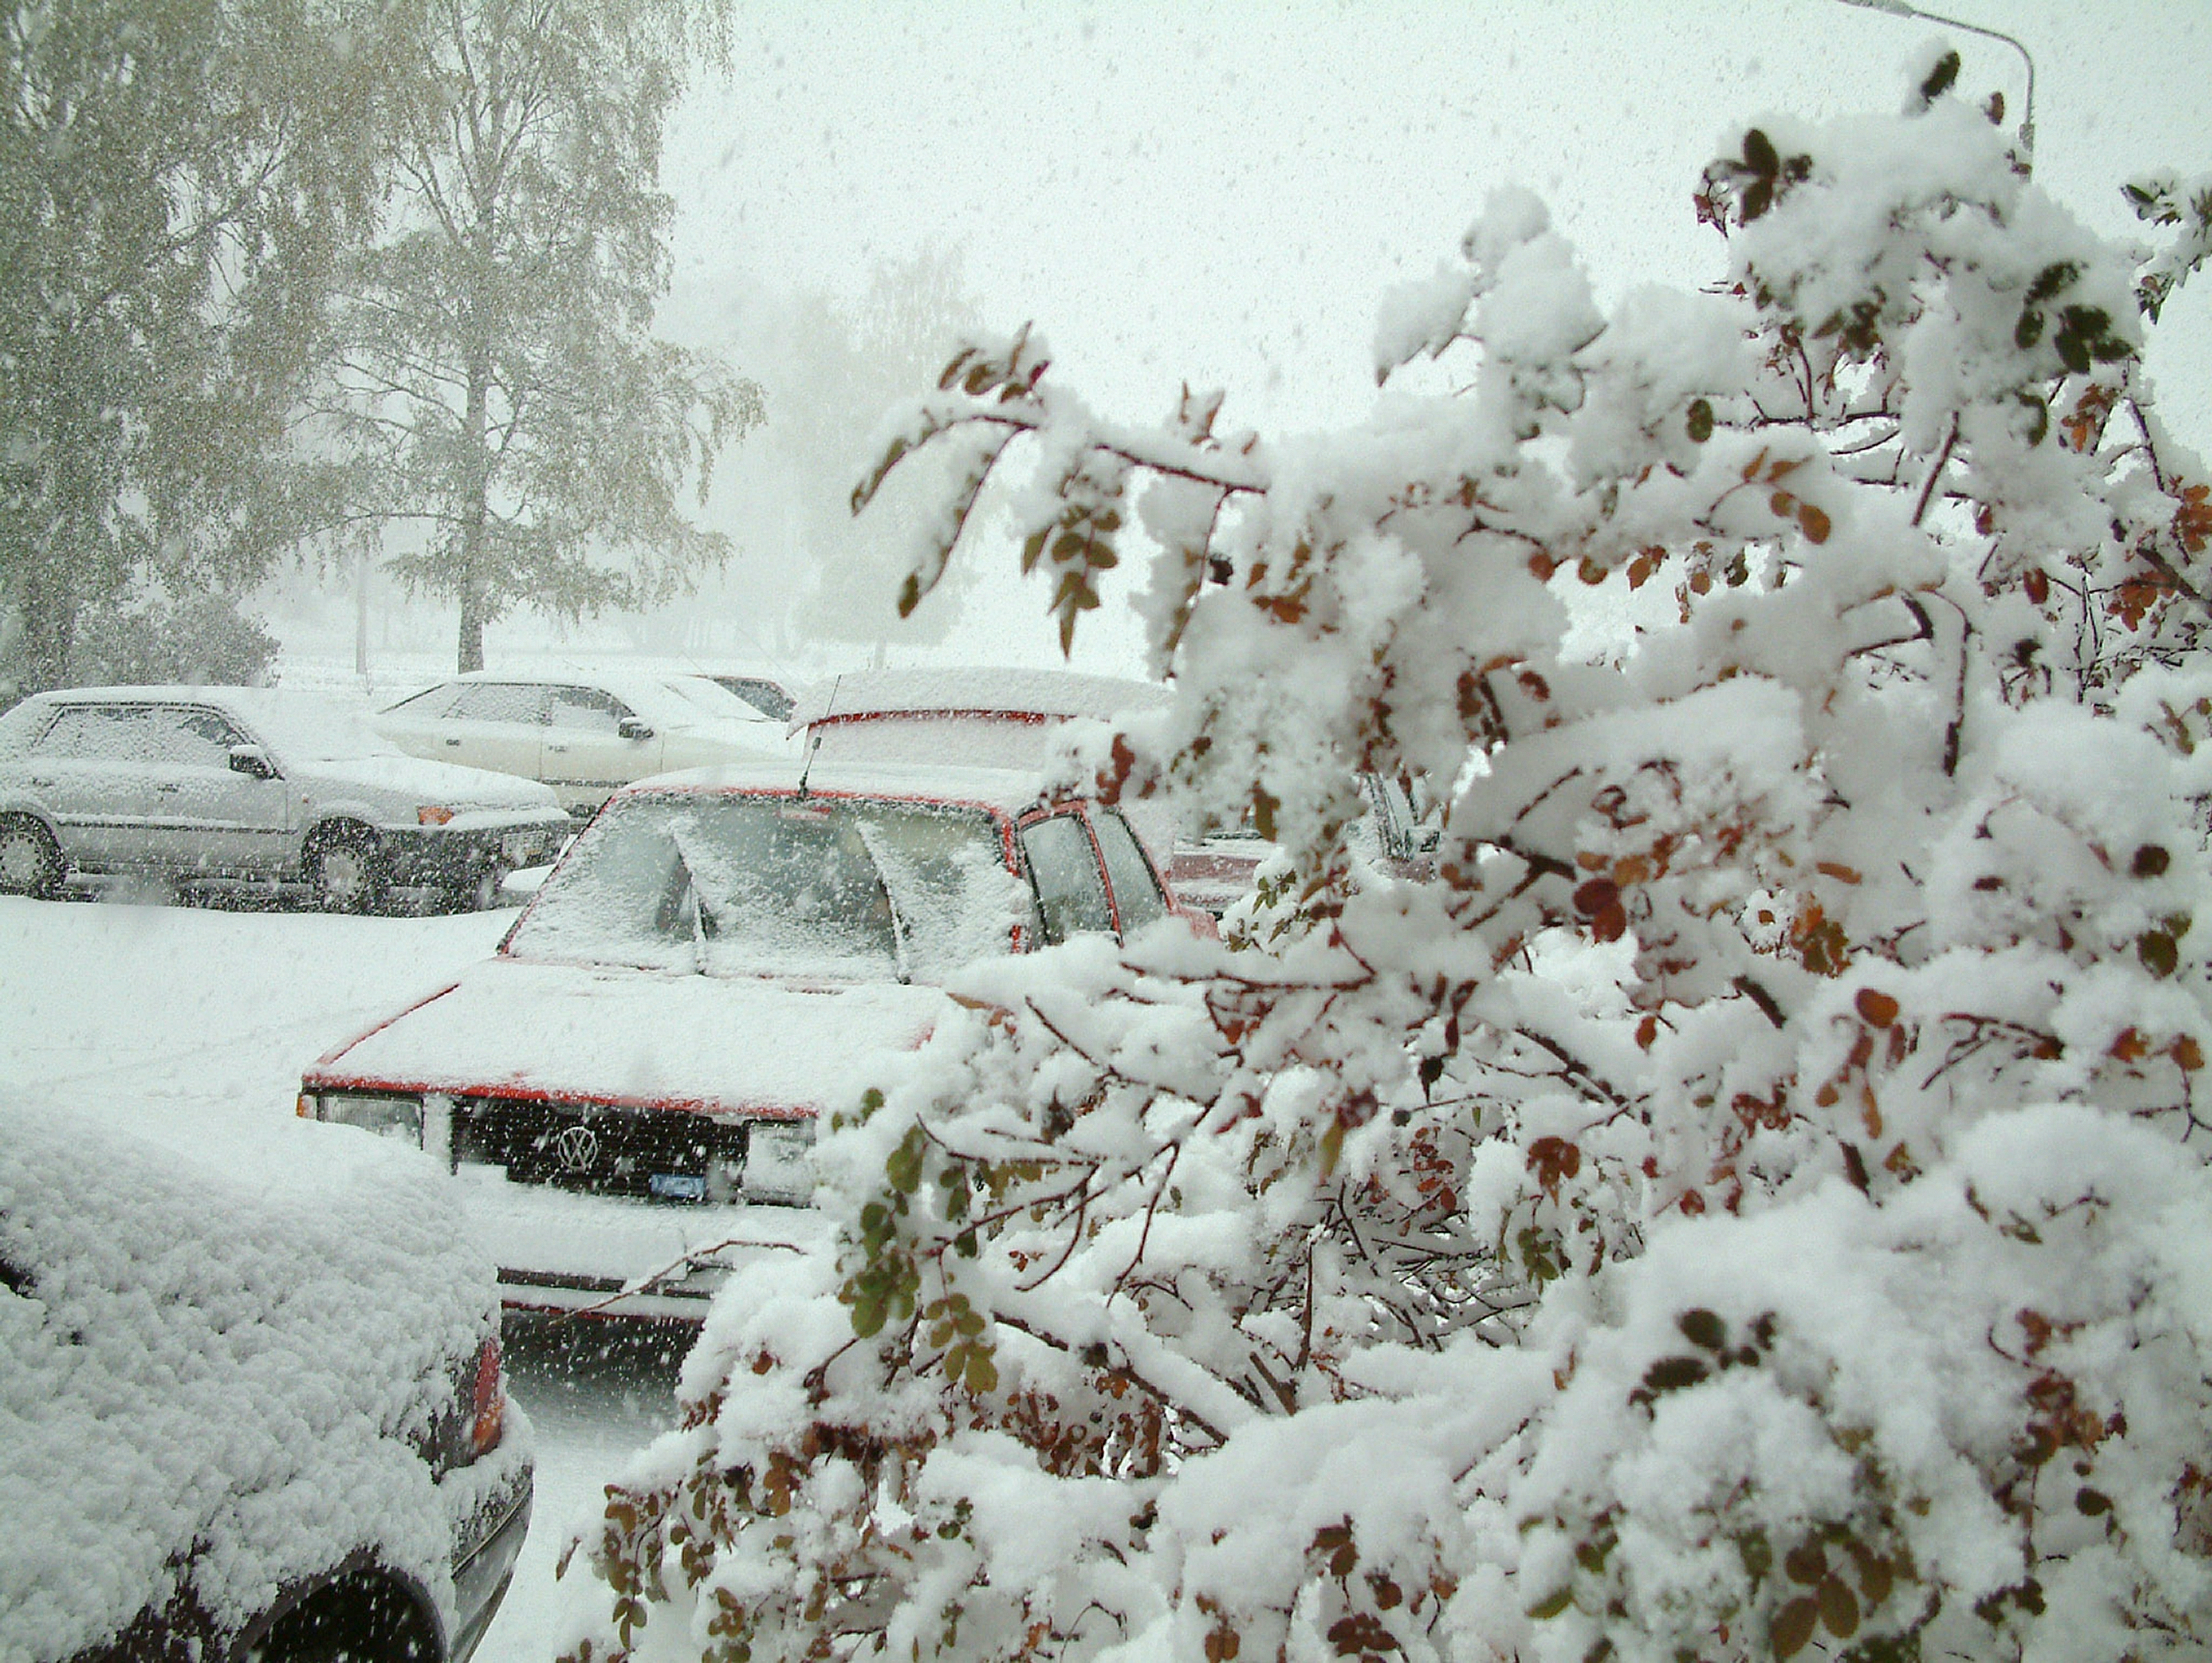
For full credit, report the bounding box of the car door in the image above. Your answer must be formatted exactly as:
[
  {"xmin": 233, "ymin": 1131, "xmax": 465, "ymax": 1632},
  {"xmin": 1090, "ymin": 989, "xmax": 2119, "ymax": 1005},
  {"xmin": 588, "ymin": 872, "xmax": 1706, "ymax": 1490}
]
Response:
[
  {"xmin": 136, "ymin": 704, "xmax": 292, "ymax": 877},
  {"xmin": 1017, "ymin": 809, "xmax": 1116, "ymax": 945},
  {"xmin": 1088, "ymin": 806, "xmax": 1170, "ymax": 936},
  {"xmin": 439, "ymin": 683, "xmax": 550, "ymax": 784},
  {"xmin": 21, "ymin": 703, "xmax": 156, "ymax": 868},
  {"xmin": 541, "ymin": 684, "xmax": 662, "ymax": 808},
  {"xmin": 375, "ymin": 680, "xmax": 466, "ymax": 762}
]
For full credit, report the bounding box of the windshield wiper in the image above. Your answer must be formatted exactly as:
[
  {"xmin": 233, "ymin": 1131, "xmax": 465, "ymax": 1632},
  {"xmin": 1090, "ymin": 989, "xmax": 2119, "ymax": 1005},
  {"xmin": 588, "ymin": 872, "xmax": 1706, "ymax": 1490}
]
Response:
[
  {"xmin": 667, "ymin": 825, "xmax": 717, "ymax": 974},
  {"xmin": 852, "ymin": 822, "xmax": 913, "ymax": 985}
]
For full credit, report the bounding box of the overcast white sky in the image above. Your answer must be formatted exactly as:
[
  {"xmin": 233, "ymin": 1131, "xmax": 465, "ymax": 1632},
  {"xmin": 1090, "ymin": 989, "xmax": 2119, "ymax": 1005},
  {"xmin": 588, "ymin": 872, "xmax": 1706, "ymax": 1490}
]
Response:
[{"xmin": 649, "ymin": 0, "xmax": 2211, "ymax": 666}]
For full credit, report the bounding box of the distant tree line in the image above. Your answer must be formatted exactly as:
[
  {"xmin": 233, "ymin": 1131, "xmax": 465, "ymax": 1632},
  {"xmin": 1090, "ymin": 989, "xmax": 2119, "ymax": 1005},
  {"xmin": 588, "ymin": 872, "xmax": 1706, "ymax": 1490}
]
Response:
[{"xmin": 0, "ymin": 0, "xmax": 752, "ymax": 698}]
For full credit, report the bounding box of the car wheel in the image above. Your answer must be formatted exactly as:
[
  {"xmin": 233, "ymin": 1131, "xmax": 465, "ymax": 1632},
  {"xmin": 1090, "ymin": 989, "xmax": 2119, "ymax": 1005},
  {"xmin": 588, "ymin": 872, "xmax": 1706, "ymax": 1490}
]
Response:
[
  {"xmin": 307, "ymin": 826, "xmax": 387, "ymax": 914},
  {"xmin": 444, "ymin": 862, "xmax": 505, "ymax": 914},
  {"xmin": 0, "ymin": 817, "xmax": 62, "ymax": 899}
]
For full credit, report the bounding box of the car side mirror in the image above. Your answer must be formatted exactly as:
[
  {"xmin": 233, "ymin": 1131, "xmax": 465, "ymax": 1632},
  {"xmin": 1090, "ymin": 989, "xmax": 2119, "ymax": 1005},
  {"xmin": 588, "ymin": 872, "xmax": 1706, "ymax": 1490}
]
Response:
[
  {"xmin": 618, "ymin": 717, "xmax": 654, "ymax": 742},
  {"xmin": 229, "ymin": 744, "xmax": 277, "ymax": 781}
]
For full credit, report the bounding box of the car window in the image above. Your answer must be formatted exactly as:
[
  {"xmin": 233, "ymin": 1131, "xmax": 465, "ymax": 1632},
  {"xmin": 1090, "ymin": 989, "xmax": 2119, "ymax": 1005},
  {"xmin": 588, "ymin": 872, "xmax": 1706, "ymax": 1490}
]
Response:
[
  {"xmin": 451, "ymin": 683, "xmax": 548, "ymax": 724},
  {"xmin": 711, "ymin": 676, "xmax": 793, "ymax": 721},
  {"xmin": 146, "ymin": 706, "xmax": 244, "ymax": 768},
  {"xmin": 382, "ymin": 683, "xmax": 466, "ymax": 718},
  {"xmin": 507, "ymin": 793, "xmax": 1028, "ymax": 980},
  {"xmin": 1021, "ymin": 813, "xmax": 1113, "ymax": 944},
  {"xmin": 30, "ymin": 704, "xmax": 150, "ymax": 761},
  {"xmin": 545, "ymin": 685, "xmax": 632, "ymax": 733},
  {"xmin": 1092, "ymin": 808, "xmax": 1167, "ymax": 933}
]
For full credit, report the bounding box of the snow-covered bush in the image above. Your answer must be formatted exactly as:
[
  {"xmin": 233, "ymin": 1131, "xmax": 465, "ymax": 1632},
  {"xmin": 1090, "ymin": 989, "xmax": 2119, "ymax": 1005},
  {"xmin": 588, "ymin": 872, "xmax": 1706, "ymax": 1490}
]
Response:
[{"xmin": 567, "ymin": 72, "xmax": 2212, "ymax": 1663}]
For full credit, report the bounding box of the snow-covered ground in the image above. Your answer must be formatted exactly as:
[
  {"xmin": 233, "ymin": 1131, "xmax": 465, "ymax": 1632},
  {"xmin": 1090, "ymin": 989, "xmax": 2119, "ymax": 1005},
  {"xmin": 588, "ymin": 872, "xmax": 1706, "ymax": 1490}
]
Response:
[{"xmin": 0, "ymin": 892, "xmax": 682, "ymax": 1659}]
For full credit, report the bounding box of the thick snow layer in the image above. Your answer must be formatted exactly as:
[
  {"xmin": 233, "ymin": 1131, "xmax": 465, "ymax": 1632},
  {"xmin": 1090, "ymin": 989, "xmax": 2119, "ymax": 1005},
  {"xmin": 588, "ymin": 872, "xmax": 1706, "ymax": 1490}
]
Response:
[
  {"xmin": 0, "ymin": 1089, "xmax": 524, "ymax": 1660},
  {"xmin": 311, "ymin": 955, "xmax": 945, "ymax": 1116},
  {"xmin": 0, "ymin": 898, "xmax": 617, "ymax": 1661}
]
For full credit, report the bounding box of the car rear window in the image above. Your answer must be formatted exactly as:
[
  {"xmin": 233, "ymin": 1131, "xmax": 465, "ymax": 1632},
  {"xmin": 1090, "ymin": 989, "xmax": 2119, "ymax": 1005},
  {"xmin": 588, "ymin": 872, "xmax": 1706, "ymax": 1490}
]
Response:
[
  {"xmin": 506, "ymin": 792, "xmax": 1031, "ymax": 981},
  {"xmin": 30, "ymin": 704, "xmax": 150, "ymax": 760}
]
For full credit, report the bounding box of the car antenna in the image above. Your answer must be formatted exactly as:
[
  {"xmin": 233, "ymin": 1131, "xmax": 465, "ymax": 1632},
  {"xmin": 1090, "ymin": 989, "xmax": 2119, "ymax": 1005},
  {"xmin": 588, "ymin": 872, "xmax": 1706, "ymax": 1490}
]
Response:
[{"xmin": 796, "ymin": 673, "xmax": 840, "ymax": 800}]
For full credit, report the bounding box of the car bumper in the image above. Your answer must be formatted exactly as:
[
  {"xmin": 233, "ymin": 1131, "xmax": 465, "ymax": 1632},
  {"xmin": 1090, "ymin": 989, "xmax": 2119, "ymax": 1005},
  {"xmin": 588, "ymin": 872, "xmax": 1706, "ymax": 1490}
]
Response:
[
  {"xmin": 454, "ymin": 1168, "xmax": 829, "ymax": 1321},
  {"xmin": 445, "ymin": 1431, "xmax": 534, "ymax": 1663},
  {"xmin": 378, "ymin": 819, "xmax": 569, "ymax": 886}
]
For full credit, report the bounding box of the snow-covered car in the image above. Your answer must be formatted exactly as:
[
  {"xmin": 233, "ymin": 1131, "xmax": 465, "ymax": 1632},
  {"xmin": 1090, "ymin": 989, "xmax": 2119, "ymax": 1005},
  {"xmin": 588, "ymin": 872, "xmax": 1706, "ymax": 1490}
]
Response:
[
  {"xmin": 0, "ymin": 1096, "xmax": 533, "ymax": 1663},
  {"xmin": 374, "ymin": 669, "xmax": 798, "ymax": 815},
  {"xmin": 1167, "ymin": 771, "xmax": 1439, "ymax": 916},
  {"xmin": 789, "ymin": 667, "xmax": 1437, "ymax": 914},
  {"xmin": 297, "ymin": 760, "xmax": 1203, "ymax": 1320},
  {"xmin": 0, "ymin": 687, "xmax": 571, "ymax": 911}
]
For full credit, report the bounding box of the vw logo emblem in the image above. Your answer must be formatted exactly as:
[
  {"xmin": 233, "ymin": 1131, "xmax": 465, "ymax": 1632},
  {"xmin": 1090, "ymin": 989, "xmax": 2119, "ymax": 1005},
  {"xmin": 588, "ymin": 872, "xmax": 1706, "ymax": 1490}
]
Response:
[{"xmin": 553, "ymin": 1124, "xmax": 599, "ymax": 1172}]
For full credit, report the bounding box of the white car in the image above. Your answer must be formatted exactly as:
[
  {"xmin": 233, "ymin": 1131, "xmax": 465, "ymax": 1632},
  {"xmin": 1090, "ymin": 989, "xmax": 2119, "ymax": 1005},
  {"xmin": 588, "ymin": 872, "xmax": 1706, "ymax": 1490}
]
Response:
[
  {"xmin": 298, "ymin": 759, "xmax": 1209, "ymax": 1320},
  {"xmin": 375, "ymin": 669, "xmax": 799, "ymax": 815},
  {"xmin": 0, "ymin": 687, "xmax": 572, "ymax": 911}
]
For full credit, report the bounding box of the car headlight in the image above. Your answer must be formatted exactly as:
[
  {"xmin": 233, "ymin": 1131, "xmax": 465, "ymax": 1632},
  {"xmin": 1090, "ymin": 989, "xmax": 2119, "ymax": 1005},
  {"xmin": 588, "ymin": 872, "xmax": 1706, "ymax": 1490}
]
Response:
[
  {"xmin": 313, "ymin": 1092, "xmax": 426, "ymax": 1145},
  {"xmin": 743, "ymin": 1118, "xmax": 815, "ymax": 1204}
]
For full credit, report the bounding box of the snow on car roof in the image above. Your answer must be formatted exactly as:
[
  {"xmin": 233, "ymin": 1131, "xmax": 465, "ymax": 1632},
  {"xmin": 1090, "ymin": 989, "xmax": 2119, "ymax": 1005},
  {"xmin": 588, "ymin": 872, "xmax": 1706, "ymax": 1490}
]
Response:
[
  {"xmin": 0, "ymin": 1094, "xmax": 509, "ymax": 1660},
  {"xmin": 380, "ymin": 667, "xmax": 786, "ymax": 727},
  {"xmin": 7, "ymin": 685, "xmax": 406, "ymax": 761},
  {"xmin": 790, "ymin": 666, "xmax": 1169, "ymax": 729},
  {"xmin": 615, "ymin": 757, "xmax": 1074, "ymax": 816}
]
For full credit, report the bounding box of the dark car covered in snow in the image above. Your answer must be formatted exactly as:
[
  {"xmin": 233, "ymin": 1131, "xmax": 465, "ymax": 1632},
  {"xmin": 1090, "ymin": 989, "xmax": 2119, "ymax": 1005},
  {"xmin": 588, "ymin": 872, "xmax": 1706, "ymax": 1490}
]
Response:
[
  {"xmin": 0, "ymin": 1097, "xmax": 533, "ymax": 1662},
  {"xmin": 298, "ymin": 760, "xmax": 1204, "ymax": 1320}
]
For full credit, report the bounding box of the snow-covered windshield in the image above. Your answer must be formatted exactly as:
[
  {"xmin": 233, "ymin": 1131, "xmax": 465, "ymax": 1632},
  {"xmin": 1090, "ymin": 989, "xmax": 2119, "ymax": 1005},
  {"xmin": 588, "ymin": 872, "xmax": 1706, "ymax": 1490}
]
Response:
[
  {"xmin": 660, "ymin": 675, "xmax": 779, "ymax": 724},
  {"xmin": 505, "ymin": 792, "xmax": 1030, "ymax": 981}
]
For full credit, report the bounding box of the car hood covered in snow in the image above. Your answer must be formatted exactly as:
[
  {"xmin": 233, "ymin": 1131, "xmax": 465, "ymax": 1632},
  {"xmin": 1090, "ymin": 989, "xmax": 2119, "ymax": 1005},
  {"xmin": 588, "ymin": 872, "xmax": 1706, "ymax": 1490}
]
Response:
[
  {"xmin": 299, "ymin": 753, "xmax": 569, "ymax": 817},
  {"xmin": 308, "ymin": 954, "xmax": 948, "ymax": 1116},
  {"xmin": 0, "ymin": 1096, "xmax": 526, "ymax": 1662}
]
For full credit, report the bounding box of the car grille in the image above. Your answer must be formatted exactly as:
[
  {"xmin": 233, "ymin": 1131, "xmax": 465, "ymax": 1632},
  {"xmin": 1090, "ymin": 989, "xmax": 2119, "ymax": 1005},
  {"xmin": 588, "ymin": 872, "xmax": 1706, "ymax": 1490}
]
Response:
[{"xmin": 452, "ymin": 1096, "xmax": 738, "ymax": 1203}]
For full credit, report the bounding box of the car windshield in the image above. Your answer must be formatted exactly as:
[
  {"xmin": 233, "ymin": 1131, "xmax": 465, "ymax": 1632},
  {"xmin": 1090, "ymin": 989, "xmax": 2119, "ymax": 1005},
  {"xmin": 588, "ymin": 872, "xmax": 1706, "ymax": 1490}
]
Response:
[
  {"xmin": 661, "ymin": 675, "xmax": 779, "ymax": 723},
  {"xmin": 505, "ymin": 792, "xmax": 1031, "ymax": 981}
]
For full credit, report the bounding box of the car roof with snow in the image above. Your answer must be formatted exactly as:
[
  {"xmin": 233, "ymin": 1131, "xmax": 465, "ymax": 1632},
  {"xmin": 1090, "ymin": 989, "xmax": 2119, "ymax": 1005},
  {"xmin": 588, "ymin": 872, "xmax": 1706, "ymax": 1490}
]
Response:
[
  {"xmin": 0, "ymin": 683, "xmax": 451, "ymax": 762},
  {"xmin": 791, "ymin": 666, "xmax": 1169, "ymax": 729},
  {"xmin": 382, "ymin": 667, "xmax": 786, "ymax": 726},
  {"xmin": 612, "ymin": 757, "xmax": 1082, "ymax": 817}
]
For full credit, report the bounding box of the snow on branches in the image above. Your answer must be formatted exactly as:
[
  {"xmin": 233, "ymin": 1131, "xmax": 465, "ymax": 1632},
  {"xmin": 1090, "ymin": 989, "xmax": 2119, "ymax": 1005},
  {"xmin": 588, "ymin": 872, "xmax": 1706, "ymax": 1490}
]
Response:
[{"xmin": 567, "ymin": 75, "xmax": 2212, "ymax": 1663}]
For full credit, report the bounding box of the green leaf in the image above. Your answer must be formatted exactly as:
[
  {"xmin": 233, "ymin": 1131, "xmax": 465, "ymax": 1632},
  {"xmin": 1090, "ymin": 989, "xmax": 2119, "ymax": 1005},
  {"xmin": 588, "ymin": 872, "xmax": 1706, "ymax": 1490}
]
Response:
[
  {"xmin": 2140, "ymin": 929, "xmax": 2180, "ymax": 978},
  {"xmin": 964, "ymin": 1347, "xmax": 998, "ymax": 1394},
  {"xmin": 1686, "ymin": 398, "xmax": 1715, "ymax": 443},
  {"xmin": 1526, "ymin": 1585, "xmax": 1574, "ymax": 1621}
]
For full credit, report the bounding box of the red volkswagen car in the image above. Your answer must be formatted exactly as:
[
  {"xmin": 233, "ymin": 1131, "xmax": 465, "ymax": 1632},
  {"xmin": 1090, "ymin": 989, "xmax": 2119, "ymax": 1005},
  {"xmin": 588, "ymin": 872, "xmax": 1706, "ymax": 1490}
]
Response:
[{"xmin": 298, "ymin": 760, "xmax": 1204, "ymax": 1320}]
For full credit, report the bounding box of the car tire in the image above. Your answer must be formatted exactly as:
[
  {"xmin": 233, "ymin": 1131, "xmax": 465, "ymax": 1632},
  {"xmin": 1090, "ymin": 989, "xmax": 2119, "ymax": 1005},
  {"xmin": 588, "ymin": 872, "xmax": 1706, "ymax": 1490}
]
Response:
[
  {"xmin": 0, "ymin": 816, "xmax": 62, "ymax": 899},
  {"xmin": 307, "ymin": 825, "xmax": 387, "ymax": 914},
  {"xmin": 443, "ymin": 862, "xmax": 505, "ymax": 914}
]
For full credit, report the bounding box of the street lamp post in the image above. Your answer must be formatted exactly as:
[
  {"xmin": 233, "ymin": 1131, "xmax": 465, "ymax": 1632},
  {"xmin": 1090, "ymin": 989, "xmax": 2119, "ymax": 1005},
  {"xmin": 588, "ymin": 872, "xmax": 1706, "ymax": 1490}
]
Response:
[{"xmin": 1832, "ymin": 0, "xmax": 2035, "ymax": 173}]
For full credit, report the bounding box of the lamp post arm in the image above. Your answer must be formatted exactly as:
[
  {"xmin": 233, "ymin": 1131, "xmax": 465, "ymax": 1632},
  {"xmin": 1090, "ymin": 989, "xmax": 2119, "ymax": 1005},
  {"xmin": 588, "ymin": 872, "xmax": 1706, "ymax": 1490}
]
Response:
[{"xmin": 1832, "ymin": 0, "xmax": 2035, "ymax": 171}]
